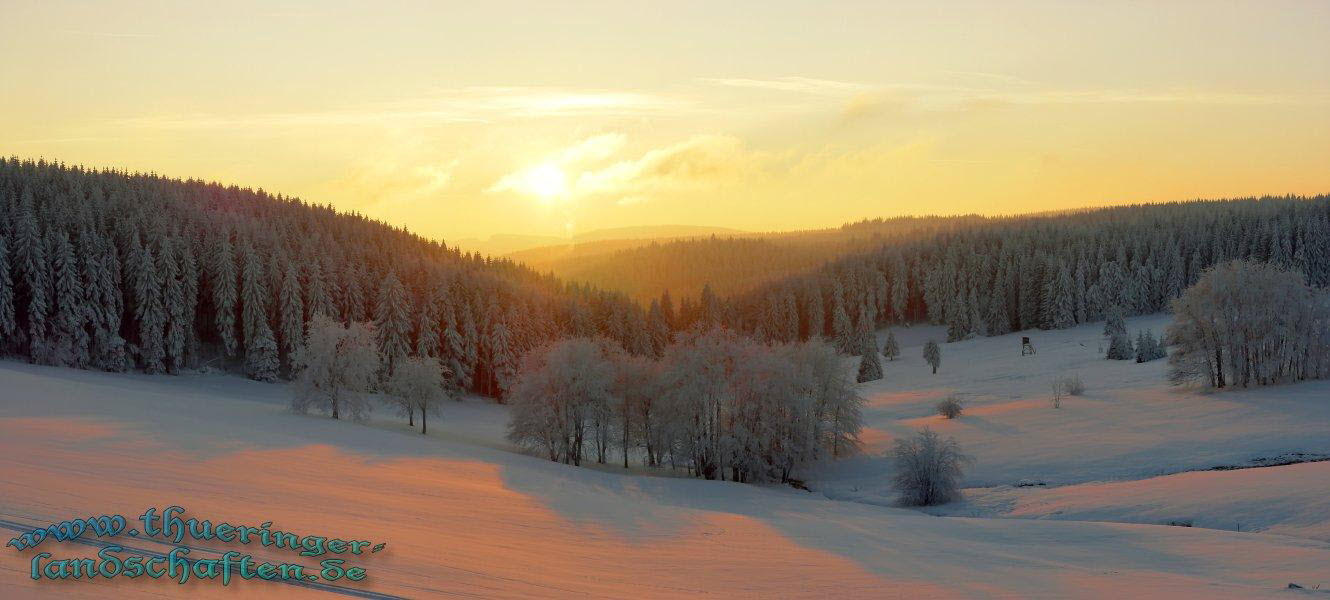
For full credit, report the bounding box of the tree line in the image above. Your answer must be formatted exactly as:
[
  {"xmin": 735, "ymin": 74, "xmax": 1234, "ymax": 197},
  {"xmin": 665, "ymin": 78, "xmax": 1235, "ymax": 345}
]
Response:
[
  {"xmin": 506, "ymin": 329, "xmax": 864, "ymax": 483},
  {"xmin": 0, "ymin": 158, "xmax": 661, "ymax": 398}
]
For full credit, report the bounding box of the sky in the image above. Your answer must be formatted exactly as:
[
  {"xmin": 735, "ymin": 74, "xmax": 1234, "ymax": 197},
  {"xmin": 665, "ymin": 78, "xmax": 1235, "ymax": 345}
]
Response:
[{"xmin": 2, "ymin": 0, "xmax": 1328, "ymax": 246}]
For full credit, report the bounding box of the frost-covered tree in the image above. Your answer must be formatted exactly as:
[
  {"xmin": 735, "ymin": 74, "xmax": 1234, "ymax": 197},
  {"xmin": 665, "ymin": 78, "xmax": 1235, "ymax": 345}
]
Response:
[
  {"xmin": 892, "ymin": 428, "xmax": 971, "ymax": 506},
  {"xmin": 291, "ymin": 314, "xmax": 380, "ymax": 420},
  {"xmin": 1167, "ymin": 260, "xmax": 1329, "ymax": 388},
  {"xmin": 922, "ymin": 339, "xmax": 941, "ymax": 374},
  {"xmin": 507, "ymin": 337, "xmax": 618, "ymax": 466},
  {"xmin": 881, "ymin": 328, "xmax": 900, "ymax": 361},
  {"xmin": 385, "ymin": 355, "xmax": 451, "ymax": 434}
]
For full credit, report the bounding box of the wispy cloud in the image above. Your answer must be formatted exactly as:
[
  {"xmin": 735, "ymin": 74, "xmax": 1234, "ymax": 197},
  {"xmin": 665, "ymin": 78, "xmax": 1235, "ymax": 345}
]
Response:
[
  {"xmin": 699, "ymin": 76, "xmax": 872, "ymax": 95},
  {"xmin": 60, "ymin": 29, "xmax": 159, "ymax": 39},
  {"xmin": 106, "ymin": 88, "xmax": 693, "ymax": 132}
]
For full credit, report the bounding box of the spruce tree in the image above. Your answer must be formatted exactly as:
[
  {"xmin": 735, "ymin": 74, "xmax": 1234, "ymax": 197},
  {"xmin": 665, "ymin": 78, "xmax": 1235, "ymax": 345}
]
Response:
[
  {"xmin": 0, "ymin": 236, "xmax": 16, "ymax": 347},
  {"xmin": 374, "ymin": 271, "xmax": 412, "ymax": 375},
  {"xmin": 211, "ymin": 235, "xmax": 239, "ymax": 356},
  {"xmin": 882, "ymin": 328, "xmax": 900, "ymax": 361}
]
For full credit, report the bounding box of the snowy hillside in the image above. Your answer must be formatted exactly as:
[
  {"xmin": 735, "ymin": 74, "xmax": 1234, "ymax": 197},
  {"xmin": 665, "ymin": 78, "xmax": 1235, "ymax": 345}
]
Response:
[{"xmin": 3, "ymin": 314, "xmax": 1330, "ymax": 598}]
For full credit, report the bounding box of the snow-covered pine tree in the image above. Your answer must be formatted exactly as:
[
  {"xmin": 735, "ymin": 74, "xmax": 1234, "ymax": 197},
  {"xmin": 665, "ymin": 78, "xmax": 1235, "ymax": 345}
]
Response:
[
  {"xmin": 923, "ymin": 339, "xmax": 941, "ymax": 374},
  {"xmin": 374, "ymin": 271, "xmax": 412, "ymax": 376},
  {"xmin": 1103, "ymin": 306, "xmax": 1127, "ymax": 337},
  {"xmin": 882, "ymin": 328, "xmax": 900, "ymax": 361},
  {"xmin": 278, "ymin": 260, "xmax": 304, "ymax": 370},
  {"xmin": 1042, "ymin": 261, "xmax": 1076, "ymax": 329},
  {"xmin": 855, "ymin": 306, "xmax": 883, "ymax": 382},
  {"xmin": 830, "ymin": 284, "xmax": 854, "ymax": 353},
  {"xmin": 13, "ymin": 190, "xmax": 48, "ymax": 355},
  {"xmin": 0, "ymin": 236, "xmax": 15, "ymax": 347},
  {"xmin": 647, "ymin": 298, "xmax": 670, "ymax": 356},
  {"xmin": 1106, "ymin": 332, "xmax": 1134, "ymax": 360},
  {"xmin": 302, "ymin": 257, "xmax": 335, "ymax": 319},
  {"xmin": 210, "ymin": 234, "xmax": 238, "ymax": 357},
  {"xmin": 240, "ymin": 242, "xmax": 278, "ymax": 381},
  {"xmin": 488, "ymin": 318, "xmax": 516, "ymax": 400},
  {"xmin": 130, "ymin": 237, "xmax": 166, "ymax": 373},
  {"xmin": 156, "ymin": 236, "xmax": 187, "ymax": 373},
  {"xmin": 48, "ymin": 230, "xmax": 89, "ymax": 367}
]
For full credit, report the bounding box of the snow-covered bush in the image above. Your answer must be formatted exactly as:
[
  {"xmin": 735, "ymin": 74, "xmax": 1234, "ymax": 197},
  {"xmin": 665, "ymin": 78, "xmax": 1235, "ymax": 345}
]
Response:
[
  {"xmin": 1167, "ymin": 260, "xmax": 1330, "ymax": 388},
  {"xmin": 1059, "ymin": 375, "xmax": 1085, "ymax": 396},
  {"xmin": 290, "ymin": 314, "xmax": 380, "ymax": 420},
  {"xmin": 1049, "ymin": 380, "xmax": 1065, "ymax": 408},
  {"xmin": 936, "ymin": 396, "xmax": 964, "ymax": 419},
  {"xmin": 1106, "ymin": 332, "xmax": 1134, "ymax": 360},
  {"xmin": 923, "ymin": 340, "xmax": 941, "ymax": 374},
  {"xmin": 892, "ymin": 428, "xmax": 971, "ymax": 506}
]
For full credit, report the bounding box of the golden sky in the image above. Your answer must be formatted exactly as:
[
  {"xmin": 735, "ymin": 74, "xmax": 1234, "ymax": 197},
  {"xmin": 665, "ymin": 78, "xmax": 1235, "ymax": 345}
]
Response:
[{"xmin": 3, "ymin": 1, "xmax": 1328, "ymax": 246}]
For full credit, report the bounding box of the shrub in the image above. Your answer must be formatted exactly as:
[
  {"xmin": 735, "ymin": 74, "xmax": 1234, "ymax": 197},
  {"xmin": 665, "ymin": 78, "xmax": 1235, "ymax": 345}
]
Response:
[
  {"xmin": 892, "ymin": 428, "xmax": 972, "ymax": 506},
  {"xmin": 936, "ymin": 396, "xmax": 964, "ymax": 419},
  {"xmin": 1060, "ymin": 375, "xmax": 1085, "ymax": 396}
]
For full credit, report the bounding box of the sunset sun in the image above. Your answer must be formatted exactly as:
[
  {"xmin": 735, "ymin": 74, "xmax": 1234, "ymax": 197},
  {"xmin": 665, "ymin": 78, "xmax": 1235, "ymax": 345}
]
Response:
[{"xmin": 523, "ymin": 163, "xmax": 568, "ymax": 200}]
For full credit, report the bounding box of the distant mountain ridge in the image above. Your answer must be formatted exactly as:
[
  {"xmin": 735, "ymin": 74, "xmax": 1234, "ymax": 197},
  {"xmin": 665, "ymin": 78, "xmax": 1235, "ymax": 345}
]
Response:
[{"xmin": 456, "ymin": 224, "xmax": 747, "ymax": 257}]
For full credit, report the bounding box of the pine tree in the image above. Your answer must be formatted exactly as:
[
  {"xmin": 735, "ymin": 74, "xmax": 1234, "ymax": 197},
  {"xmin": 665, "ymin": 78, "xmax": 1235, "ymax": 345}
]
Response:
[
  {"xmin": 1042, "ymin": 262, "xmax": 1076, "ymax": 329},
  {"xmin": 304, "ymin": 258, "xmax": 336, "ymax": 319},
  {"xmin": 855, "ymin": 308, "xmax": 883, "ymax": 383},
  {"xmin": 882, "ymin": 328, "xmax": 900, "ymax": 361},
  {"xmin": 278, "ymin": 261, "xmax": 305, "ymax": 369},
  {"xmin": 1106, "ymin": 332, "xmax": 1134, "ymax": 360},
  {"xmin": 0, "ymin": 236, "xmax": 16, "ymax": 347},
  {"xmin": 156, "ymin": 237, "xmax": 187, "ymax": 373},
  {"xmin": 240, "ymin": 242, "xmax": 278, "ymax": 381},
  {"xmin": 48, "ymin": 230, "xmax": 89, "ymax": 367},
  {"xmin": 830, "ymin": 284, "xmax": 854, "ymax": 353},
  {"xmin": 211, "ymin": 235, "xmax": 239, "ymax": 356},
  {"xmin": 1103, "ymin": 306, "xmax": 1127, "ymax": 337},
  {"xmin": 488, "ymin": 318, "xmax": 516, "ymax": 400},
  {"xmin": 986, "ymin": 277, "xmax": 1011, "ymax": 336},
  {"xmin": 13, "ymin": 190, "xmax": 48, "ymax": 355},
  {"xmin": 923, "ymin": 339, "xmax": 941, "ymax": 374},
  {"xmin": 131, "ymin": 238, "xmax": 166, "ymax": 373},
  {"xmin": 374, "ymin": 271, "xmax": 412, "ymax": 375}
]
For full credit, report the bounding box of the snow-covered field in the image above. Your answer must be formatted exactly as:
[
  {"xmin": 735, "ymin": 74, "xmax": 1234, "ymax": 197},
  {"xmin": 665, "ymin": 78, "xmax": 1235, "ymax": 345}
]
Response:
[{"xmin": 3, "ymin": 314, "xmax": 1330, "ymax": 598}]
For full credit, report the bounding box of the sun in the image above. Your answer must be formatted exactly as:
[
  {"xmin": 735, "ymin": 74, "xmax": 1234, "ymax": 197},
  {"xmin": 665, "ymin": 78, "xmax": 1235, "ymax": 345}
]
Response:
[{"xmin": 522, "ymin": 163, "xmax": 568, "ymax": 200}]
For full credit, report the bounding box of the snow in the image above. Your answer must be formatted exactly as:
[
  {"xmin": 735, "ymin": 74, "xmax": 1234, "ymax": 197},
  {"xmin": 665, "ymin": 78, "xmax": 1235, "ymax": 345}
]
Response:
[{"xmin": 3, "ymin": 313, "xmax": 1330, "ymax": 597}]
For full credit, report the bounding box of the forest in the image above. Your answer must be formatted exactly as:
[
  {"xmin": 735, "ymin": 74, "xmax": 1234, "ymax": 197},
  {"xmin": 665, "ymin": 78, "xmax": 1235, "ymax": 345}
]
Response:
[{"xmin": 1, "ymin": 158, "xmax": 1328, "ymax": 398}]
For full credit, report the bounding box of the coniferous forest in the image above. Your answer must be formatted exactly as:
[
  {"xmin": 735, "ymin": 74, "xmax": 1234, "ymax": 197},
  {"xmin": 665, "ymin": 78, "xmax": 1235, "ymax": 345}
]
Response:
[{"xmin": 1, "ymin": 158, "xmax": 1328, "ymax": 397}]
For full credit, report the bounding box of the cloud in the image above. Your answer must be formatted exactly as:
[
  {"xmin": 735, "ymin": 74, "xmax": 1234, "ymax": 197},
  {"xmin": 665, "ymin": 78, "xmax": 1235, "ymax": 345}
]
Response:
[
  {"xmin": 699, "ymin": 76, "xmax": 872, "ymax": 95},
  {"xmin": 105, "ymin": 88, "xmax": 692, "ymax": 133},
  {"xmin": 574, "ymin": 135, "xmax": 747, "ymax": 198}
]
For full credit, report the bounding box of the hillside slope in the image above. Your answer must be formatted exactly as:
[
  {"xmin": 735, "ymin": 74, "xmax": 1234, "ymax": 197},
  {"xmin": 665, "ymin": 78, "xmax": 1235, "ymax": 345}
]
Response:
[{"xmin": 4, "ymin": 323, "xmax": 1330, "ymax": 598}]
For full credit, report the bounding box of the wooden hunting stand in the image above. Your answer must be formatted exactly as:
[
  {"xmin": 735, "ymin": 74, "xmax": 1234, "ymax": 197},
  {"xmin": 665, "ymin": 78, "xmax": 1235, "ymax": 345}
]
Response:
[{"xmin": 1021, "ymin": 336, "xmax": 1036, "ymax": 355}]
